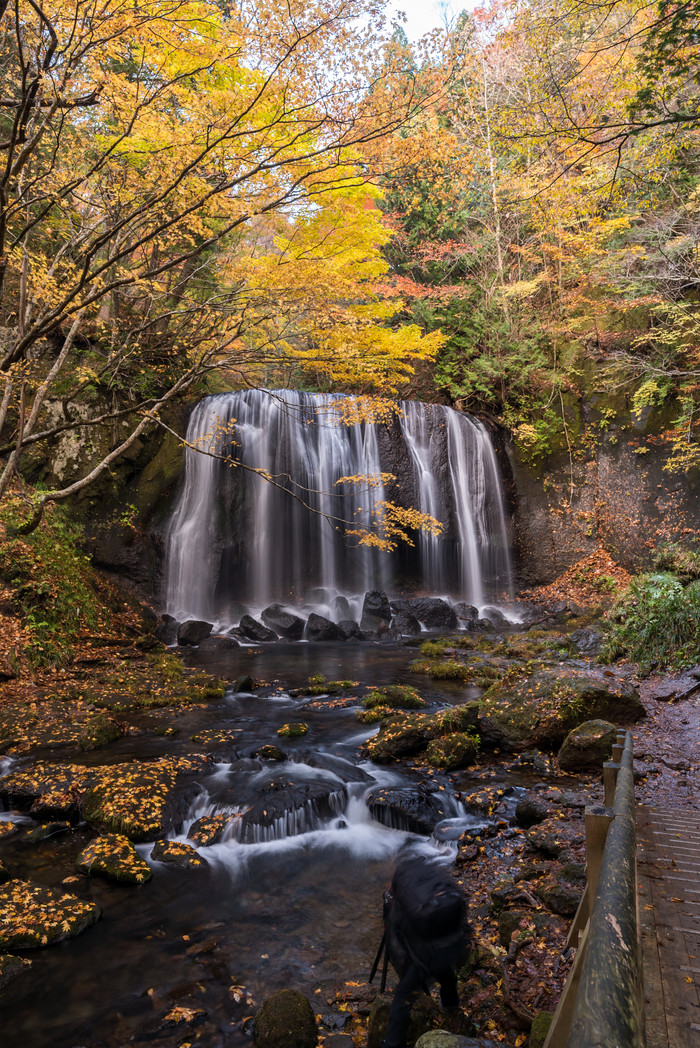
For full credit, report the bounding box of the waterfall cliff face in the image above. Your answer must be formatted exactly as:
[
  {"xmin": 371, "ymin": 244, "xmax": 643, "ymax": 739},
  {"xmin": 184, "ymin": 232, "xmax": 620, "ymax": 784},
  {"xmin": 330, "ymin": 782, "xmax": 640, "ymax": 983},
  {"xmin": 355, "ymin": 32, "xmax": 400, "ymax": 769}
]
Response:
[{"xmin": 164, "ymin": 390, "xmax": 512, "ymax": 624}]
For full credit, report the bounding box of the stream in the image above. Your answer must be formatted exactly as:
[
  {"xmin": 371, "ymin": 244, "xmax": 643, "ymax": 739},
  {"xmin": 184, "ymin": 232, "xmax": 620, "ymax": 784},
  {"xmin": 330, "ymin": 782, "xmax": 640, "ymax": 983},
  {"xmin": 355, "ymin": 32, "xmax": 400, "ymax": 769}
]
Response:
[{"xmin": 0, "ymin": 639, "xmax": 516, "ymax": 1048}]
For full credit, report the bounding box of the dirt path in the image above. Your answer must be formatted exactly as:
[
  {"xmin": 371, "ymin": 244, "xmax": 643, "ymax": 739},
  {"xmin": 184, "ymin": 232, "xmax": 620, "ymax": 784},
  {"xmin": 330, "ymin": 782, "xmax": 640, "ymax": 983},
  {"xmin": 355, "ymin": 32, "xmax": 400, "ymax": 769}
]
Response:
[{"xmin": 631, "ymin": 675, "xmax": 700, "ymax": 811}]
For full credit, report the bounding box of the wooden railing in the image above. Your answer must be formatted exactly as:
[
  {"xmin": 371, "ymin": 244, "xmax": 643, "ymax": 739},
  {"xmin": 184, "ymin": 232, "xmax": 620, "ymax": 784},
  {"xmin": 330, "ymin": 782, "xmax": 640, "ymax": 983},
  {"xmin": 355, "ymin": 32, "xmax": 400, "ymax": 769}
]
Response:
[{"xmin": 543, "ymin": 730, "xmax": 645, "ymax": 1048}]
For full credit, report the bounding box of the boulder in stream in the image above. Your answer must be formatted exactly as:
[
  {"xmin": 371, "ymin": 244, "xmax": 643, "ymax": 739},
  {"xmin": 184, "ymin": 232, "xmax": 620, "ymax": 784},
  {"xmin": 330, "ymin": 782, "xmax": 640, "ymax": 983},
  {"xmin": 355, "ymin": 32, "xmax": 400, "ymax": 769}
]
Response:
[
  {"xmin": 151, "ymin": 839, "xmax": 207, "ymax": 869},
  {"xmin": 391, "ymin": 610, "xmax": 422, "ymax": 636},
  {"xmin": 0, "ymin": 880, "xmax": 101, "ymax": 948},
  {"xmin": 77, "ymin": 833, "xmax": 152, "ymax": 883},
  {"xmin": 155, "ymin": 615, "xmax": 178, "ymax": 645},
  {"xmin": 239, "ymin": 615, "xmax": 278, "ymax": 642},
  {"xmin": 360, "ymin": 590, "xmax": 392, "ymax": 632},
  {"xmin": 363, "ymin": 702, "xmax": 480, "ymax": 763},
  {"xmin": 391, "ymin": 597, "xmax": 458, "ymax": 630},
  {"xmin": 234, "ymin": 778, "xmax": 347, "ymax": 842},
  {"xmin": 261, "ymin": 604, "xmax": 306, "ymax": 640},
  {"xmin": 478, "ymin": 666, "xmax": 644, "ymax": 751},
  {"xmin": 305, "ymin": 614, "xmax": 345, "ymax": 641},
  {"xmin": 338, "ymin": 619, "xmax": 364, "ymax": 640},
  {"xmin": 366, "ymin": 785, "xmax": 452, "ymax": 834},
  {"xmin": 253, "ymin": 988, "xmax": 318, "ymax": 1048},
  {"xmin": 177, "ymin": 619, "xmax": 213, "ymax": 646},
  {"xmin": 188, "ymin": 814, "xmax": 229, "ymax": 846},
  {"xmin": 425, "ymin": 732, "xmax": 478, "ymax": 770}
]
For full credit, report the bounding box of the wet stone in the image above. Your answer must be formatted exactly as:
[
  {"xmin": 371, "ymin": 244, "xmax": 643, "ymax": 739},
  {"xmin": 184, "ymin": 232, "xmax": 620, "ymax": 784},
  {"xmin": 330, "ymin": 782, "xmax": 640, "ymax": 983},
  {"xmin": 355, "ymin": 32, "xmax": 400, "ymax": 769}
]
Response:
[
  {"xmin": 261, "ymin": 605, "xmax": 306, "ymax": 640},
  {"xmin": 305, "ymin": 614, "xmax": 345, "ymax": 642},
  {"xmin": 0, "ymin": 953, "xmax": 32, "ymax": 989},
  {"xmin": 190, "ymin": 728, "xmax": 241, "ymax": 747},
  {"xmin": 234, "ymin": 674, "xmax": 256, "ymax": 692},
  {"xmin": 239, "ymin": 615, "xmax": 278, "ymax": 643},
  {"xmin": 256, "ymin": 744, "xmax": 286, "ymax": 761},
  {"xmin": 177, "ymin": 619, "xmax": 213, "ymax": 646},
  {"xmin": 151, "ymin": 840, "xmax": 206, "ymax": 869},
  {"xmin": 24, "ymin": 821, "xmax": 71, "ymax": 842},
  {"xmin": 366, "ymin": 786, "xmax": 450, "ymax": 835},
  {"xmin": 188, "ymin": 814, "xmax": 228, "ymax": 846},
  {"xmin": 0, "ymin": 879, "xmax": 101, "ymax": 948},
  {"xmin": 277, "ymin": 722, "xmax": 309, "ymax": 738},
  {"xmin": 338, "ymin": 619, "xmax": 363, "ymax": 640},
  {"xmin": 76, "ymin": 833, "xmax": 152, "ymax": 884}
]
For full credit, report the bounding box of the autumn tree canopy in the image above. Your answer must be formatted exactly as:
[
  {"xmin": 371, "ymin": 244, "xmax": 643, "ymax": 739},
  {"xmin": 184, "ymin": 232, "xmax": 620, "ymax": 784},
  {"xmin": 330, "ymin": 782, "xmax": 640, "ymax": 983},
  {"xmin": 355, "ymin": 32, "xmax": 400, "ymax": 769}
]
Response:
[{"xmin": 0, "ymin": 0, "xmax": 441, "ymax": 518}]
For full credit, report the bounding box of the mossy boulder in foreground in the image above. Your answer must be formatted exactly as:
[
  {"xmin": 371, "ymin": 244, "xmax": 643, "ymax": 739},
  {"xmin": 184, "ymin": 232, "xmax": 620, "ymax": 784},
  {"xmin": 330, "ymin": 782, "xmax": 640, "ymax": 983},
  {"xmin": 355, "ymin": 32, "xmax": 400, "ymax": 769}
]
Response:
[
  {"xmin": 478, "ymin": 667, "xmax": 643, "ymax": 751},
  {"xmin": 253, "ymin": 988, "xmax": 317, "ymax": 1048},
  {"xmin": 558, "ymin": 719, "xmax": 619, "ymax": 771}
]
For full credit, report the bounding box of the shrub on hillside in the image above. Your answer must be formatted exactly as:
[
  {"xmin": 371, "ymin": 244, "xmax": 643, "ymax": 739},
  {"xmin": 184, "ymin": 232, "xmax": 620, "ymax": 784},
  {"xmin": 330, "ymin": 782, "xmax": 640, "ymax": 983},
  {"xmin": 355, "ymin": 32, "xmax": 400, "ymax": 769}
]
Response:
[{"xmin": 601, "ymin": 569, "xmax": 700, "ymax": 670}]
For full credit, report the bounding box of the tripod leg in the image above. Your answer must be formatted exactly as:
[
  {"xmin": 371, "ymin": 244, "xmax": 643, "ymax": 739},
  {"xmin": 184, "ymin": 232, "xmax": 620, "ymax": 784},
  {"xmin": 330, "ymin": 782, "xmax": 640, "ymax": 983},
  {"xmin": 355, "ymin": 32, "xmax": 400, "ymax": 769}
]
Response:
[
  {"xmin": 369, "ymin": 932, "xmax": 386, "ymax": 984},
  {"xmin": 380, "ymin": 943, "xmax": 390, "ymax": 993}
]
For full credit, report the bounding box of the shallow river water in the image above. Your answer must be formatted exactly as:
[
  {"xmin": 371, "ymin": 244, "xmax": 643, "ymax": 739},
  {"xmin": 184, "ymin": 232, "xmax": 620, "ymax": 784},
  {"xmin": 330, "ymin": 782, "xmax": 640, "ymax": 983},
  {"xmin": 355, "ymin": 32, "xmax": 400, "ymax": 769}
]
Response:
[{"xmin": 0, "ymin": 640, "xmax": 503, "ymax": 1048}]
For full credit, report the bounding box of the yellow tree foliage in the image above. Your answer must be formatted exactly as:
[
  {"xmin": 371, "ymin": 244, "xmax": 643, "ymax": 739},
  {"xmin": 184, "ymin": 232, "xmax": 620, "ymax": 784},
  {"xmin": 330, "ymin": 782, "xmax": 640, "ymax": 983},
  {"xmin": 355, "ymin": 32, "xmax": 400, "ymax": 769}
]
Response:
[{"xmin": 0, "ymin": 0, "xmax": 438, "ymax": 510}]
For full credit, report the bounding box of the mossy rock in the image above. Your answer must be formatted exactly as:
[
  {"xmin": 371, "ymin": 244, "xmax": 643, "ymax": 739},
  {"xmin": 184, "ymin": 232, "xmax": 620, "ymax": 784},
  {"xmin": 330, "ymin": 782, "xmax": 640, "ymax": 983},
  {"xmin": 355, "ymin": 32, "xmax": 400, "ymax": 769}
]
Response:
[
  {"xmin": 79, "ymin": 714, "xmax": 121, "ymax": 750},
  {"xmin": 151, "ymin": 839, "xmax": 206, "ymax": 869},
  {"xmin": 364, "ymin": 702, "xmax": 480, "ymax": 763},
  {"xmin": 534, "ymin": 874, "xmax": 583, "ymax": 917},
  {"xmin": 0, "ymin": 880, "xmax": 101, "ymax": 948},
  {"xmin": 529, "ymin": 1011, "xmax": 554, "ymax": 1048},
  {"xmin": 557, "ymin": 719, "xmax": 618, "ymax": 772},
  {"xmin": 81, "ymin": 755, "xmax": 210, "ymax": 841},
  {"xmin": 277, "ymin": 722, "xmax": 309, "ymax": 738},
  {"xmin": 479, "ymin": 667, "xmax": 643, "ymax": 751},
  {"xmin": 256, "ymin": 744, "xmax": 286, "ymax": 761},
  {"xmin": 426, "ymin": 733, "xmax": 478, "ymax": 770},
  {"xmin": 253, "ymin": 988, "xmax": 318, "ymax": 1048},
  {"xmin": 498, "ymin": 909, "xmax": 535, "ymax": 948},
  {"xmin": 363, "ymin": 685, "xmax": 425, "ymax": 709},
  {"xmin": 190, "ymin": 728, "xmax": 241, "ymax": 747},
  {"xmin": 415, "ymin": 1034, "xmax": 496, "ymax": 1048},
  {"xmin": 77, "ymin": 833, "xmax": 152, "ymax": 883},
  {"xmin": 0, "ymin": 760, "xmax": 89, "ymax": 820},
  {"xmin": 356, "ymin": 706, "xmax": 394, "ymax": 724},
  {"xmin": 0, "ymin": 953, "xmax": 32, "ymax": 989},
  {"xmin": 24, "ymin": 821, "xmax": 71, "ymax": 842}
]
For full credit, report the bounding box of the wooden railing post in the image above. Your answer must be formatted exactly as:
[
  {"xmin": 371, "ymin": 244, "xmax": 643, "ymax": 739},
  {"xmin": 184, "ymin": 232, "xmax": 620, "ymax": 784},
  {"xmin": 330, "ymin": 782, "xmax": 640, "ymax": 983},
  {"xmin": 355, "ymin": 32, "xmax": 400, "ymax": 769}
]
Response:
[
  {"xmin": 603, "ymin": 761, "xmax": 621, "ymax": 806},
  {"xmin": 543, "ymin": 731, "xmax": 644, "ymax": 1048},
  {"xmin": 584, "ymin": 804, "xmax": 615, "ymax": 913}
]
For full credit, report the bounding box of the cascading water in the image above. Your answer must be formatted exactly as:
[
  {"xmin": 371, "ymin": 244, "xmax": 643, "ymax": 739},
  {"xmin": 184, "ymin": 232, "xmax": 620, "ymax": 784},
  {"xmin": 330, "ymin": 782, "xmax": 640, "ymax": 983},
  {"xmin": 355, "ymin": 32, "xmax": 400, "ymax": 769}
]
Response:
[{"xmin": 164, "ymin": 389, "xmax": 512, "ymax": 624}]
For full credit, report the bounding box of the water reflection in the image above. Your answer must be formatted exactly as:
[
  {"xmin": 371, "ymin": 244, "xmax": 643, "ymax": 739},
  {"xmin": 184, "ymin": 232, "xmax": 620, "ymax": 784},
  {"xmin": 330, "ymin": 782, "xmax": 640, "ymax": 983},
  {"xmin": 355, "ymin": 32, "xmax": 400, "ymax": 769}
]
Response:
[{"xmin": 0, "ymin": 641, "xmax": 483, "ymax": 1048}]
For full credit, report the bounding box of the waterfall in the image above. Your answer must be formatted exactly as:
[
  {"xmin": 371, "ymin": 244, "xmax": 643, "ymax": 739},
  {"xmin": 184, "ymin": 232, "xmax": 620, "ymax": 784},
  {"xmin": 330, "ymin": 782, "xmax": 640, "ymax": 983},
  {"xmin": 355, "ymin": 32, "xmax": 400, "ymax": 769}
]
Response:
[{"xmin": 164, "ymin": 390, "xmax": 512, "ymax": 624}]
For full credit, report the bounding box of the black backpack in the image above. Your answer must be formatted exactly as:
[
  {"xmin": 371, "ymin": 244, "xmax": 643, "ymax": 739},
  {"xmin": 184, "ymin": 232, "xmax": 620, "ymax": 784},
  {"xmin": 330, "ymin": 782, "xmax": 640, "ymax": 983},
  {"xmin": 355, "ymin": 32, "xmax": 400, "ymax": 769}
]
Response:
[{"xmin": 384, "ymin": 857, "xmax": 469, "ymax": 978}]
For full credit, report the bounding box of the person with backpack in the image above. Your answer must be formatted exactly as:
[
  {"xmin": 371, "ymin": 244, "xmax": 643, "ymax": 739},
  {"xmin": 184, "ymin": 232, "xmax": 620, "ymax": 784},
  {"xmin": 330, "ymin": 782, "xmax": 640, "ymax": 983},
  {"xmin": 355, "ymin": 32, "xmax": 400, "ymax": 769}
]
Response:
[{"xmin": 372, "ymin": 852, "xmax": 471, "ymax": 1048}]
